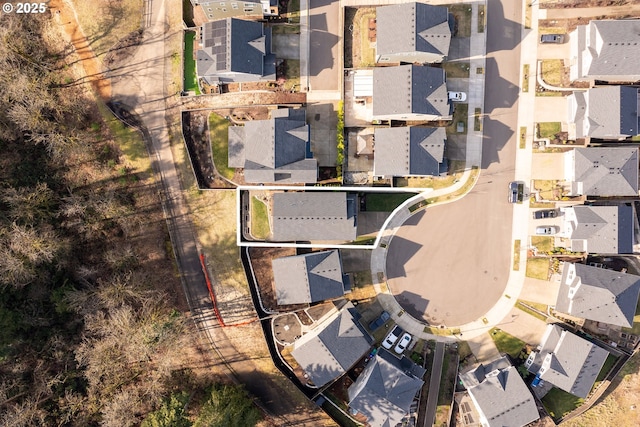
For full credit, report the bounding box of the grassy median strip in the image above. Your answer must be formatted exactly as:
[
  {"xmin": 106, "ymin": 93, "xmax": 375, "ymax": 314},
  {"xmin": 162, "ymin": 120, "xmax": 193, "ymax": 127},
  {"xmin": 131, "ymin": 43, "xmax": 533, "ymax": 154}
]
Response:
[
  {"xmin": 522, "ymin": 64, "xmax": 530, "ymax": 93},
  {"xmin": 513, "ymin": 240, "xmax": 521, "ymax": 271},
  {"xmin": 474, "ymin": 108, "xmax": 482, "ymax": 131},
  {"xmin": 519, "ymin": 126, "xmax": 527, "ymax": 149},
  {"xmin": 478, "ymin": 4, "xmax": 485, "ymax": 33}
]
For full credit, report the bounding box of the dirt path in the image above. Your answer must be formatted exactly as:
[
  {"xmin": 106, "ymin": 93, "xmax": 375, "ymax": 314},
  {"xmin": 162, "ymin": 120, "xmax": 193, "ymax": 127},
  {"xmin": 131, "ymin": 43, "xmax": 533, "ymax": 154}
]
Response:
[{"xmin": 49, "ymin": 0, "xmax": 111, "ymax": 100}]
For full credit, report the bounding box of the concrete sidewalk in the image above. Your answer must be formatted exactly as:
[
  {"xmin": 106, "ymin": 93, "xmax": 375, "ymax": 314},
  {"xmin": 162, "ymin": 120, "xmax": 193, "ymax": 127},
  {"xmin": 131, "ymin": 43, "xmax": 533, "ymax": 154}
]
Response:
[{"xmin": 540, "ymin": 4, "xmax": 640, "ymax": 19}]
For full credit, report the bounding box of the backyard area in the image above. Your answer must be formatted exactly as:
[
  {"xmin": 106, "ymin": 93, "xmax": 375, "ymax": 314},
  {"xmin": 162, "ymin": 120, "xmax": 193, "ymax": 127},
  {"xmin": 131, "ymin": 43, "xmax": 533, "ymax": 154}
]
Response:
[
  {"xmin": 542, "ymin": 387, "xmax": 584, "ymax": 421},
  {"xmin": 251, "ymin": 197, "xmax": 270, "ymax": 240},
  {"xmin": 364, "ymin": 192, "xmax": 415, "ymax": 212},
  {"xmin": 183, "ymin": 31, "xmax": 201, "ymax": 94},
  {"xmin": 435, "ymin": 346, "xmax": 459, "ymax": 427},
  {"xmin": 208, "ymin": 113, "xmax": 234, "ymax": 180},
  {"xmin": 344, "ymin": 7, "xmax": 376, "ymax": 68}
]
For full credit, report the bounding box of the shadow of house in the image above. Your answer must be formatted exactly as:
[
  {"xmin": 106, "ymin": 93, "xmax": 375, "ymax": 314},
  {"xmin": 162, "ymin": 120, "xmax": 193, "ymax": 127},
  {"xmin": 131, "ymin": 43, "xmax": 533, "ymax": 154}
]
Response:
[
  {"xmin": 385, "ymin": 234, "xmax": 425, "ymax": 280},
  {"xmin": 291, "ymin": 301, "xmax": 372, "ymax": 388},
  {"xmin": 228, "ymin": 108, "xmax": 317, "ymax": 184},
  {"xmin": 375, "ymin": 2, "xmax": 451, "ymax": 64},
  {"xmin": 197, "ymin": 18, "xmax": 276, "ymax": 84}
]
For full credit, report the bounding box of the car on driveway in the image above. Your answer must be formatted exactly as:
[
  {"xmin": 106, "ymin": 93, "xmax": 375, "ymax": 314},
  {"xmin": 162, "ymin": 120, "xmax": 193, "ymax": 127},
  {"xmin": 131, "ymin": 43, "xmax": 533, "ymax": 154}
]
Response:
[
  {"xmin": 382, "ymin": 325, "xmax": 403, "ymax": 350},
  {"xmin": 540, "ymin": 34, "xmax": 564, "ymax": 44},
  {"xmin": 535, "ymin": 226, "xmax": 559, "ymax": 235},
  {"xmin": 394, "ymin": 333, "xmax": 412, "ymax": 354},
  {"xmin": 368, "ymin": 311, "xmax": 390, "ymax": 331},
  {"xmin": 508, "ymin": 181, "xmax": 524, "ymax": 203},
  {"xmin": 448, "ymin": 91, "xmax": 467, "ymax": 102},
  {"xmin": 532, "ymin": 209, "xmax": 558, "ymax": 219}
]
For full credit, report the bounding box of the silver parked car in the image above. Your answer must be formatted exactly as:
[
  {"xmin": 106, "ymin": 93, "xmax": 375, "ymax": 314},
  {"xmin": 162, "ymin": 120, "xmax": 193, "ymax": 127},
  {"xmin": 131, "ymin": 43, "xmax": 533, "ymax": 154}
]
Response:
[{"xmin": 535, "ymin": 226, "xmax": 559, "ymax": 235}]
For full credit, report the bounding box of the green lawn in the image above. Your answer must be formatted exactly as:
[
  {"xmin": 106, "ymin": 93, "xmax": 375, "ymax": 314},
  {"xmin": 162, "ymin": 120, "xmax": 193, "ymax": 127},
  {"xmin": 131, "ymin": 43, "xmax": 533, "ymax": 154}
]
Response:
[
  {"xmin": 531, "ymin": 236, "xmax": 554, "ymax": 252},
  {"xmin": 522, "ymin": 64, "xmax": 530, "ymax": 93},
  {"xmin": 542, "ymin": 388, "xmax": 584, "ymax": 421},
  {"xmin": 251, "ymin": 197, "xmax": 270, "ymax": 240},
  {"xmin": 443, "ymin": 62, "xmax": 470, "ymax": 78},
  {"xmin": 447, "ymin": 103, "xmax": 468, "ymax": 136},
  {"xmin": 286, "ymin": 0, "xmax": 300, "ymax": 23},
  {"xmin": 208, "ymin": 113, "xmax": 234, "ymax": 180},
  {"xmin": 519, "ymin": 126, "xmax": 527, "ymax": 149},
  {"xmin": 489, "ymin": 328, "xmax": 526, "ymax": 358},
  {"xmin": 283, "ymin": 59, "xmax": 300, "ymax": 91},
  {"xmin": 526, "ymin": 257, "xmax": 550, "ymax": 280},
  {"xmin": 183, "ymin": 31, "xmax": 201, "ymax": 95},
  {"xmin": 516, "ymin": 300, "xmax": 548, "ymax": 322},
  {"xmin": 365, "ymin": 193, "xmax": 415, "ymax": 212},
  {"xmin": 538, "ymin": 122, "xmax": 562, "ymax": 139},
  {"xmin": 596, "ymin": 354, "xmax": 618, "ymax": 383}
]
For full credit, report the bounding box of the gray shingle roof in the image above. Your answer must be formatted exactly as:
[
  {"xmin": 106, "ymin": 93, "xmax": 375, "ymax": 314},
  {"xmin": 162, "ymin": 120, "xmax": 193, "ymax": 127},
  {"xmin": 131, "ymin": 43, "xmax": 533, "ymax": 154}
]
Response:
[
  {"xmin": 573, "ymin": 20, "xmax": 640, "ymax": 81},
  {"xmin": 272, "ymin": 250, "xmax": 346, "ymax": 305},
  {"xmin": 373, "ymin": 65, "xmax": 449, "ymax": 118},
  {"xmin": 373, "ymin": 127, "xmax": 446, "ymax": 176},
  {"xmin": 572, "ymin": 147, "xmax": 639, "ymax": 196},
  {"xmin": 556, "ymin": 262, "xmax": 640, "ymax": 328},
  {"xmin": 291, "ymin": 302, "xmax": 371, "ymax": 387},
  {"xmin": 227, "ymin": 109, "xmax": 317, "ymax": 183},
  {"xmin": 570, "ymin": 87, "xmax": 640, "ymax": 139},
  {"xmin": 526, "ymin": 325, "xmax": 609, "ymax": 398},
  {"xmin": 460, "ymin": 357, "xmax": 539, "ymax": 427},
  {"xmin": 197, "ymin": 18, "xmax": 274, "ymax": 83},
  {"xmin": 567, "ymin": 204, "xmax": 634, "ymax": 254},
  {"xmin": 348, "ymin": 348, "xmax": 425, "ymax": 427},
  {"xmin": 271, "ymin": 192, "xmax": 358, "ymax": 242},
  {"xmin": 376, "ymin": 3, "xmax": 450, "ymax": 61}
]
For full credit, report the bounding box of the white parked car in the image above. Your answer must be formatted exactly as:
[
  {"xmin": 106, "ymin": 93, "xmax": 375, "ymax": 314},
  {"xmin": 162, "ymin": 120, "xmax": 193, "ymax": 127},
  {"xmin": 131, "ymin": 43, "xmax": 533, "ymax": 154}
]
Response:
[
  {"xmin": 448, "ymin": 91, "xmax": 467, "ymax": 102},
  {"xmin": 535, "ymin": 226, "xmax": 559, "ymax": 235},
  {"xmin": 394, "ymin": 333, "xmax": 412, "ymax": 354},
  {"xmin": 382, "ymin": 326, "xmax": 403, "ymax": 350}
]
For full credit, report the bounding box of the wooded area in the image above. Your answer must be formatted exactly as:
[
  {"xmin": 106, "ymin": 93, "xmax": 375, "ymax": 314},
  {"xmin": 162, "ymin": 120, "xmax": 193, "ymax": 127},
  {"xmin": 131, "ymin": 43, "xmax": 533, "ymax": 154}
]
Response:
[{"xmin": 0, "ymin": 13, "xmax": 260, "ymax": 427}]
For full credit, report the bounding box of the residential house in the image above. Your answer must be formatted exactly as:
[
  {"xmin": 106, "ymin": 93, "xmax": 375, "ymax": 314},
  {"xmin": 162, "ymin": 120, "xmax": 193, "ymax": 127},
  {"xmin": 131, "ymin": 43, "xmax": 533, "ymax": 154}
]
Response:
[
  {"xmin": 525, "ymin": 324, "xmax": 609, "ymax": 398},
  {"xmin": 564, "ymin": 147, "xmax": 639, "ymax": 197},
  {"xmin": 271, "ymin": 192, "xmax": 358, "ymax": 242},
  {"xmin": 373, "ymin": 126, "xmax": 446, "ymax": 177},
  {"xmin": 271, "ymin": 250, "xmax": 349, "ymax": 305},
  {"xmin": 569, "ymin": 19, "xmax": 640, "ymax": 83},
  {"xmin": 556, "ymin": 262, "xmax": 640, "ymax": 328},
  {"xmin": 291, "ymin": 302, "xmax": 372, "ymax": 387},
  {"xmin": 228, "ymin": 108, "xmax": 317, "ymax": 184},
  {"xmin": 373, "ymin": 64, "xmax": 451, "ymax": 122},
  {"xmin": 561, "ymin": 204, "xmax": 635, "ymax": 254},
  {"xmin": 568, "ymin": 86, "xmax": 640, "ymax": 140},
  {"xmin": 348, "ymin": 348, "xmax": 425, "ymax": 427},
  {"xmin": 197, "ymin": 18, "xmax": 276, "ymax": 84},
  {"xmin": 459, "ymin": 356, "xmax": 540, "ymax": 427},
  {"xmin": 375, "ymin": 2, "xmax": 451, "ymax": 64},
  {"xmin": 195, "ymin": 0, "xmax": 277, "ymax": 21}
]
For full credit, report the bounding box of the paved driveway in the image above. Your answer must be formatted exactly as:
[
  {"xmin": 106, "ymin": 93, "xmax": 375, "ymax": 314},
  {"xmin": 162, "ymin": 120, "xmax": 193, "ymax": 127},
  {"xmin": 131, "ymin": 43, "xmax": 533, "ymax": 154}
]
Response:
[
  {"xmin": 308, "ymin": 0, "xmax": 340, "ymax": 91},
  {"xmin": 531, "ymin": 153, "xmax": 566, "ymax": 180},
  {"xmin": 385, "ymin": 0, "xmax": 523, "ymax": 327},
  {"xmin": 496, "ymin": 306, "xmax": 548, "ymax": 346},
  {"xmin": 536, "ymin": 39, "xmax": 571, "ymax": 60},
  {"xmin": 534, "ymin": 96, "xmax": 569, "ymax": 123}
]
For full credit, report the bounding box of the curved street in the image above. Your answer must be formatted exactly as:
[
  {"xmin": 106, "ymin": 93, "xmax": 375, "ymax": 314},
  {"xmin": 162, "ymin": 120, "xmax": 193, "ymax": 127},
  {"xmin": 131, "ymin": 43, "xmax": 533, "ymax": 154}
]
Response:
[{"xmin": 386, "ymin": 0, "xmax": 523, "ymax": 328}]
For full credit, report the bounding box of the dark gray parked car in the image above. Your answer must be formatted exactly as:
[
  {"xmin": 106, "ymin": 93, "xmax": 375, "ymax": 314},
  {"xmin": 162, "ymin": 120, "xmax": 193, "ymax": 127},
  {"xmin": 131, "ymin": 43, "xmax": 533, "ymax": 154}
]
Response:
[
  {"xmin": 533, "ymin": 209, "xmax": 558, "ymax": 219},
  {"xmin": 540, "ymin": 34, "xmax": 564, "ymax": 44}
]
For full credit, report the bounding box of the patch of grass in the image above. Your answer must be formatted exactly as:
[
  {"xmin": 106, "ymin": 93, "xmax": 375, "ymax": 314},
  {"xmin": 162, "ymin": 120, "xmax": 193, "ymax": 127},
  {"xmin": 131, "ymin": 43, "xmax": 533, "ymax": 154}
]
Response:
[
  {"xmin": 443, "ymin": 62, "xmax": 470, "ymax": 78},
  {"xmin": 272, "ymin": 24, "xmax": 300, "ymax": 34},
  {"xmin": 457, "ymin": 341, "xmax": 472, "ymax": 360},
  {"xmin": 539, "ymin": 27, "xmax": 566, "ymax": 35},
  {"xmin": 478, "ymin": 4, "xmax": 485, "ymax": 33},
  {"xmin": 531, "ymin": 236, "xmax": 554, "ymax": 252},
  {"xmin": 489, "ymin": 328, "xmax": 526, "ymax": 358},
  {"xmin": 519, "ymin": 126, "xmax": 527, "ymax": 149},
  {"xmin": 96, "ymin": 101, "xmax": 151, "ymax": 175},
  {"xmin": 516, "ymin": 300, "xmax": 549, "ymax": 322},
  {"xmin": 538, "ymin": 122, "xmax": 562, "ymax": 139},
  {"xmin": 622, "ymin": 299, "xmax": 640, "ymax": 335},
  {"xmin": 449, "ymin": 5, "xmax": 472, "ymax": 38},
  {"xmin": 522, "ymin": 64, "xmax": 530, "ymax": 93},
  {"xmin": 540, "ymin": 59, "xmax": 564, "ymax": 87},
  {"xmin": 596, "ymin": 354, "xmax": 618, "ymax": 383},
  {"xmin": 208, "ymin": 113, "xmax": 233, "ymax": 180},
  {"xmin": 513, "ymin": 240, "xmax": 521, "ymax": 271},
  {"xmin": 349, "ymin": 271, "xmax": 376, "ymax": 300},
  {"xmin": 474, "ymin": 108, "xmax": 482, "ymax": 132},
  {"xmin": 283, "ymin": 59, "xmax": 300, "ymax": 91},
  {"xmin": 184, "ymin": 31, "xmax": 201, "ymax": 94},
  {"xmin": 365, "ymin": 193, "xmax": 414, "ymax": 212},
  {"xmin": 359, "ymin": 13, "xmax": 377, "ymax": 66},
  {"xmin": 406, "ymin": 171, "xmax": 462, "ymax": 189},
  {"xmin": 536, "ymin": 90, "xmax": 564, "ymax": 97},
  {"xmin": 447, "ymin": 103, "xmax": 468, "ymax": 136},
  {"xmin": 530, "ymin": 200, "xmax": 556, "ymax": 208},
  {"xmin": 286, "ymin": 0, "xmax": 300, "ymax": 23},
  {"xmin": 526, "ymin": 258, "xmax": 550, "ymax": 280},
  {"xmin": 251, "ymin": 197, "xmax": 270, "ymax": 240},
  {"xmin": 542, "ymin": 387, "xmax": 584, "ymax": 421}
]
